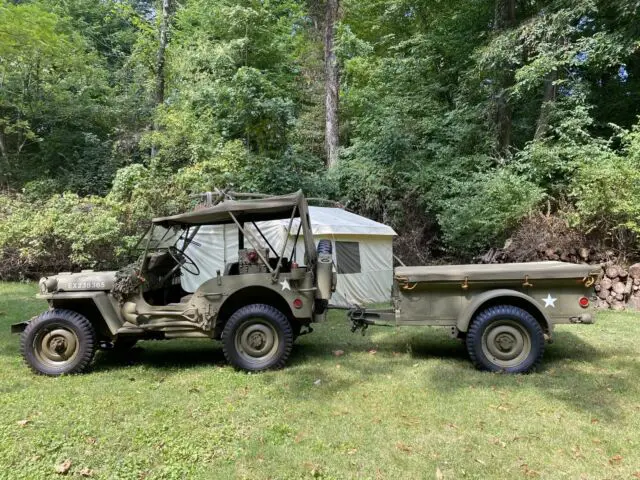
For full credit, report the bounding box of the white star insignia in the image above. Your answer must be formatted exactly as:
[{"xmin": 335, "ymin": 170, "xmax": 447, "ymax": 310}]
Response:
[
  {"xmin": 542, "ymin": 294, "xmax": 557, "ymax": 308},
  {"xmin": 280, "ymin": 278, "xmax": 291, "ymax": 291}
]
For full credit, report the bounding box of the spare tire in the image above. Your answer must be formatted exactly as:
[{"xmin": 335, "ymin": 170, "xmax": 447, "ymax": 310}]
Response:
[{"xmin": 317, "ymin": 239, "xmax": 332, "ymax": 255}]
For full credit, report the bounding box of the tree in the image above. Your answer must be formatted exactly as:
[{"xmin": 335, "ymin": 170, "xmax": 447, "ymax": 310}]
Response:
[
  {"xmin": 0, "ymin": 1, "xmax": 114, "ymax": 193},
  {"xmin": 324, "ymin": 0, "xmax": 340, "ymax": 168},
  {"xmin": 493, "ymin": 0, "xmax": 517, "ymax": 155},
  {"xmin": 152, "ymin": 0, "xmax": 171, "ymax": 157}
]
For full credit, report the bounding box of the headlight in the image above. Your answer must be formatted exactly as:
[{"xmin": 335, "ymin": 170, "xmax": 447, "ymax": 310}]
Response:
[{"xmin": 40, "ymin": 277, "xmax": 58, "ymax": 293}]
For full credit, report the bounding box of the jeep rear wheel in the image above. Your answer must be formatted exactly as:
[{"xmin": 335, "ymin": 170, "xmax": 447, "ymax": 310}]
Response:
[
  {"xmin": 222, "ymin": 304, "xmax": 293, "ymax": 371},
  {"xmin": 466, "ymin": 305, "xmax": 544, "ymax": 374},
  {"xmin": 21, "ymin": 309, "xmax": 96, "ymax": 376}
]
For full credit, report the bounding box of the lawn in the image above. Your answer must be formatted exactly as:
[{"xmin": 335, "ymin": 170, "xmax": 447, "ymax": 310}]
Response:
[{"xmin": 1, "ymin": 283, "xmax": 640, "ymax": 479}]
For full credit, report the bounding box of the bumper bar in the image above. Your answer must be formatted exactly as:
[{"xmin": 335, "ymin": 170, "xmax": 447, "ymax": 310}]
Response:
[{"xmin": 11, "ymin": 321, "xmax": 29, "ymax": 334}]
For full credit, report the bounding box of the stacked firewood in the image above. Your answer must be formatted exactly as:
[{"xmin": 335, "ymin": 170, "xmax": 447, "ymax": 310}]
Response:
[
  {"xmin": 475, "ymin": 242, "xmax": 640, "ymax": 311},
  {"xmin": 475, "ymin": 245, "xmax": 612, "ymax": 265},
  {"xmin": 595, "ymin": 263, "xmax": 640, "ymax": 311}
]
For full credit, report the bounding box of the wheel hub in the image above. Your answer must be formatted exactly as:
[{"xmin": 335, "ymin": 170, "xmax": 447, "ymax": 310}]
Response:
[
  {"xmin": 248, "ymin": 331, "xmax": 266, "ymax": 349},
  {"xmin": 51, "ymin": 337, "xmax": 67, "ymax": 353},
  {"xmin": 36, "ymin": 328, "xmax": 79, "ymax": 365},
  {"xmin": 495, "ymin": 333, "xmax": 516, "ymax": 351},
  {"xmin": 236, "ymin": 320, "xmax": 278, "ymax": 360},
  {"xmin": 481, "ymin": 320, "xmax": 531, "ymax": 368}
]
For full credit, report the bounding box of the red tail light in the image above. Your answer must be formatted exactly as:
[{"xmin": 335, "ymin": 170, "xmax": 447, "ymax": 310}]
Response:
[
  {"xmin": 293, "ymin": 298, "xmax": 303, "ymax": 309},
  {"xmin": 579, "ymin": 297, "xmax": 590, "ymax": 308}
]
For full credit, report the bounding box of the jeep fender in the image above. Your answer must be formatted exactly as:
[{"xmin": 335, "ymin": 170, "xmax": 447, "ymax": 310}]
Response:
[
  {"xmin": 37, "ymin": 291, "xmax": 123, "ymax": 335},
  {"xmin": 215, "ymin": 286, "xmax": 299, "ymax": 330},
  {"xmin": 456, "ymin": 289, "xmax": 552, "ymax": 334}
]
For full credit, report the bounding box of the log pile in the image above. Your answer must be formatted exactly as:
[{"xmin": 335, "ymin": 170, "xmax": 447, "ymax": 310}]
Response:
[
  {"xmin": 475, "ymin": 242, "xmax": 640, "ymax": 311},
  {"xmin": 596, "ymin": 263, "xmax": 640, "ymax": 311},
  {"xmin": 475, "ymin": 244, "xmax": 614, "ymax": 265}
]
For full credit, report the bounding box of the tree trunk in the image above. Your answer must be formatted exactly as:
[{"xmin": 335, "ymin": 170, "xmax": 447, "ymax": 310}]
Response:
[
  {"xmin": 0, "ymin": 130, "xmax": 7, "ymax": 163},
  {"xmin": 151, "ymin": 0, "xmax": 170, "ymax": 157},
  {"xmin": 493, "ymin": 0, "xmax": 516, "ymax": 157},
  {"xmin": 534, "ymin": 70, "xmax": 557, "ymax": 140},
  {"xmin": 324, "ymin": 0, "xmax": 339, "ymax": 168},
  {"xmin": 0, "ymin": 129, "xmax": 8, "ymax": 189}
]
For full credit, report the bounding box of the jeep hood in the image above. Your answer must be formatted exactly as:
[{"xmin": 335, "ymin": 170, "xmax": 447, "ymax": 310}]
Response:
[{"xmin": 41, "ymin": 271, "xmax": 117, "ymax": 294}]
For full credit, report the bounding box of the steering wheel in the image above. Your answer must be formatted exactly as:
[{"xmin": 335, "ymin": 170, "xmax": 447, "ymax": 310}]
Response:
[{"xmin": 168, "ymin": 246, "xmax": 200, "ymax": 276}]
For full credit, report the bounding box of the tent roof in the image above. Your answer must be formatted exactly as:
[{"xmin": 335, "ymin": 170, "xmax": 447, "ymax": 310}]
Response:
[
  {"xmin": 153, "ymin": 191, "xmax": 306, "ymax": 226},
  {"xmin": 287, "ymin": 206, "xmax": 396, "ymax": 236}
]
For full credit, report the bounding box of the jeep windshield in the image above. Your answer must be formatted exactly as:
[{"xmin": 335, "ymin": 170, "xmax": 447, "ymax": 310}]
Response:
[{"xmin": 135, "ymin": 224, "xmax": 199, "ymax": 251}]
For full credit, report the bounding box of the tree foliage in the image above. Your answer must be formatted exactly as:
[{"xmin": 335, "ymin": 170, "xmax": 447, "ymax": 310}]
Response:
[{"xmin": 1, "ymin": 0, "xmax": 640, "ymax": 276}]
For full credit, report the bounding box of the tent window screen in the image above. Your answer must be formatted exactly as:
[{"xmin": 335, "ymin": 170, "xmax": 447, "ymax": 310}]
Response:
[{"xmin": 335, "ymin": 241, "xmax": 361, "ymax": 274}]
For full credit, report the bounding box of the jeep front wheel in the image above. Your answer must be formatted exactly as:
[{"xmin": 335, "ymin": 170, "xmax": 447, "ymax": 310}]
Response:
[
  {"xmin": 222, "ymin": 304, "xmax": 293, "ymax": 371},
  {"xmin": 21, "ymin": 309, "xmax": 97, "ymax": 376},
  {"xmin": 466, "ymin": 305, "xmax": 544, "ymax": 373}
]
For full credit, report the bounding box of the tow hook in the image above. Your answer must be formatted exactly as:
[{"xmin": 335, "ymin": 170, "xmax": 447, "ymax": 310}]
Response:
[
  {"xmin": 298, "ymin": 325, "xmax": 314, "ymax": 337},
  {"xmin": 570, "ymin": 314, "xmax": 595, "ymax": 324}
]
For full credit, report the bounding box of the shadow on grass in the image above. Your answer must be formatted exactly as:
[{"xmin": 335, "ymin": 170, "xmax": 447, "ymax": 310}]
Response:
[
  {"xmin": 81, "ymin": 322, "xmax": 638, "ymax": 424},
  {"xmin": 92, "ymin": 341, "xmax": 227, "ymax": 373},
  {"xmin": 288, "ymin": 327, "xmax": 472, "ymax": 371},
  {"xmin": 423, "ymin": 330, "xmax": 640, "ymax": 422},
  {"xmin": 291, "ymin": 327, "xmax": 606, "ymax": 368},
  {"xmin": 287, "ymin": 326, "xmax": 640, "ymax": 421}
]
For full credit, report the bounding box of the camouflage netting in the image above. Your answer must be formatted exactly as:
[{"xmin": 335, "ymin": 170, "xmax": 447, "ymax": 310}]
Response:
[{"xmin": 111, "ymin": 262, "xmax": 145, "ymax": 303}]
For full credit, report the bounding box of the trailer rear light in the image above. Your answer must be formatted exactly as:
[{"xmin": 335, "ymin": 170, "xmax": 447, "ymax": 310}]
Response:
[
  {"xmin": 293, "ymin": 298, "xmax": 303, "ymax": 309},
  {"xmin": 579, "ymin": 297, "xmax": 590, "ymax": 308}
]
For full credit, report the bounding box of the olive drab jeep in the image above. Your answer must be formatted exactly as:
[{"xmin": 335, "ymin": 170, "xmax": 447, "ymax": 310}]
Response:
[{"xmin": 12, "ymin": 191, "xmax": 337, "ymax": 376}]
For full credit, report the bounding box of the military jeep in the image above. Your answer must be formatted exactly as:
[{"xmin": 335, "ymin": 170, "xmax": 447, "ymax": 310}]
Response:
[{"xmin": 13, "ymin": 191, "xmax": 336, "ymax": 376}]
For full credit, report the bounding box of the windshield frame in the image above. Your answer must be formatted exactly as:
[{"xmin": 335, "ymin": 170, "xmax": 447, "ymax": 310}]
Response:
[{"xmin": 137, "ymin": 224, "xmax": 201, "ymax": 272}]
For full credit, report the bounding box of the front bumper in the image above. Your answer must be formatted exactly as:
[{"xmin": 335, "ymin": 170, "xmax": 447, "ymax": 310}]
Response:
[{"xmin": 11, "ymin": 321, "xmax": 29, "ymax": 334}]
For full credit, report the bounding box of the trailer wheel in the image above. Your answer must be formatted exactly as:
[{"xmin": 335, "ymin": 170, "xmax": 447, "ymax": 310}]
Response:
[
  {"xmin": 466, "ymin": 305, "xmax": 544, "ymax": 374},
  {"xmin": 20, "ymin": 309, "xmax": 96, "ymax": 376},
  {"xmin": 222, "ymin": 304, "xmax": 293, "ymax": 371}
]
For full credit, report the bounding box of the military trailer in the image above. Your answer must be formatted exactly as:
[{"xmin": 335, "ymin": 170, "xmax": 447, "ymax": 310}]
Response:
[
  {"xmin": 12, "ymin": 191, "xmax": 336, "ymax": 376},
  {"xmin": 348, "ymin": 262, "xmax": 599, "ymax": 373}
]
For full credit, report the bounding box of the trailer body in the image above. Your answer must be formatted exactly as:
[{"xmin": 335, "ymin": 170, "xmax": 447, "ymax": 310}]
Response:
[{"xmin": 349, "ymin": 261, "xmax": 598, "ymax": 372}]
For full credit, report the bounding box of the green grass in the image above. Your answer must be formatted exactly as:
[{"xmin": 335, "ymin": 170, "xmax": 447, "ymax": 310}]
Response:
[{"xmin": 1, "ymin": 283, "xmax": 640, "ymax": 479}]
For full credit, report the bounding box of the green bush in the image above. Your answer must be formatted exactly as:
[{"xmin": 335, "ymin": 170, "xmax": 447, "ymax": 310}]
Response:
[
  {"xmin": 0, "ymin": 194, "xmax": 124, "ymax": 279},
  {"xmin": 0, "ymin": 150, "xmax": 329, "ymax": 280},
  {"xmin": 438, "ymin": 170, "xmax": 545, "ymax": 257},
  {"xmin": 570, "ymin": 154, "xmax": 640, "ymax": 248}
]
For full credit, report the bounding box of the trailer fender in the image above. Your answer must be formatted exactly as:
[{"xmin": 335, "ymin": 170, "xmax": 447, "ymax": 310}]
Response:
[{"xmin": 456, "ymin": 289, "xmax": 552, "ymax": 334}]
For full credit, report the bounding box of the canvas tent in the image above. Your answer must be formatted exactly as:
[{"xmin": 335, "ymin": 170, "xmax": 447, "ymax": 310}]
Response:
[{"xmin": 180, "ymin": 206, "xmax": 397, "ymax": 307}]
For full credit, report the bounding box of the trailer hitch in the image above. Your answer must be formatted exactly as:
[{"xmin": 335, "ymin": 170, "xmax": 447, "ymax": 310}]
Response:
[{"xmin": 348, "ymin": 306, "xmax": 369, "ymax": 336}]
